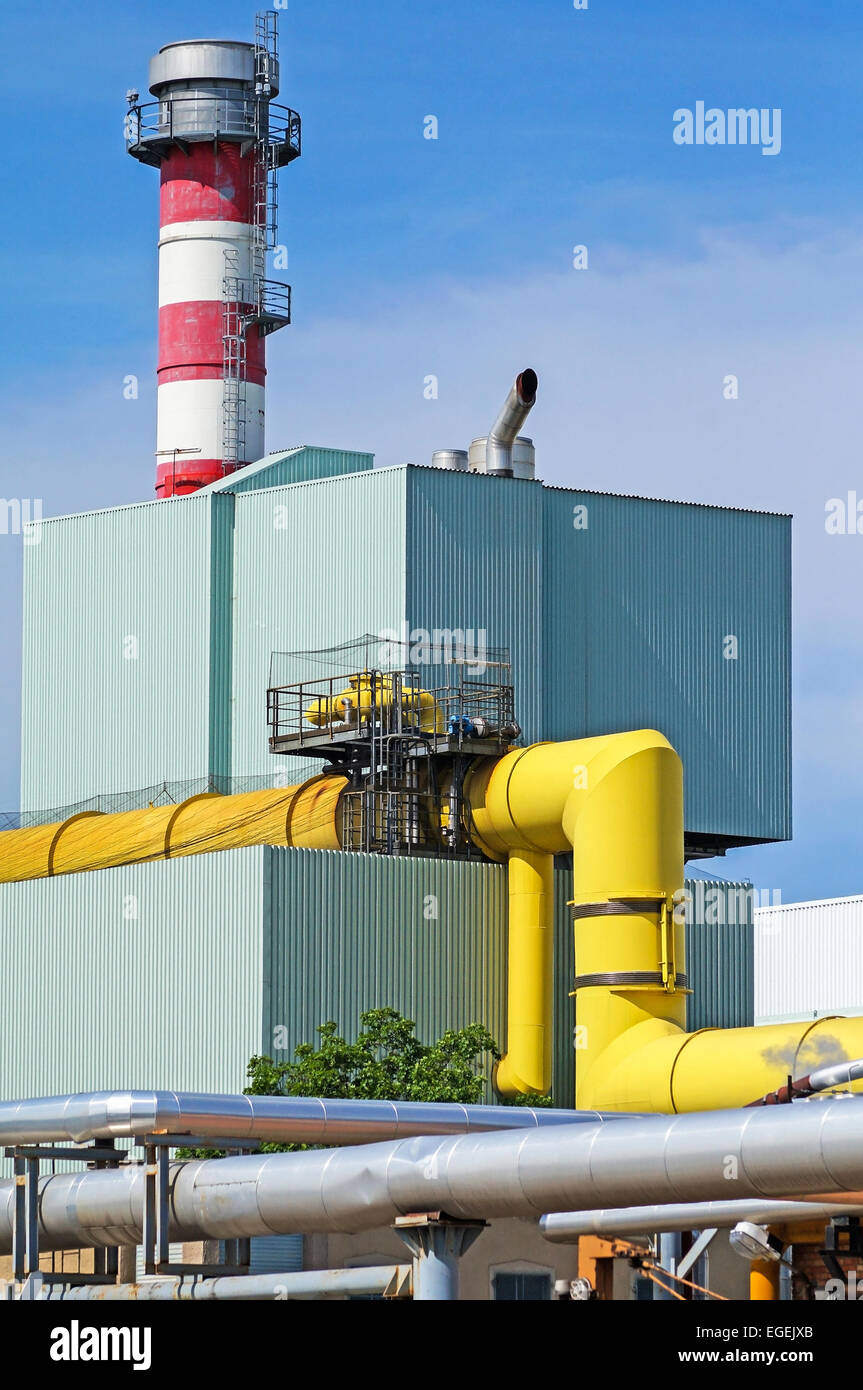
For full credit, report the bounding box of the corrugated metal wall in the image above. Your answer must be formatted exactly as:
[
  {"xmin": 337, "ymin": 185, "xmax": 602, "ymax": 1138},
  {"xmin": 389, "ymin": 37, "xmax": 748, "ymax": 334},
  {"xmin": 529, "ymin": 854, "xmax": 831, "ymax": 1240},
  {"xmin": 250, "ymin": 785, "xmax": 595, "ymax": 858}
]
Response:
[
  {"xmin": 229, "ymin": 469, "xmax": 408, "ymax": 781},
  {"xmin": 208, "ymin": 493, "xmax": 236, "ymax": 782},
  {"xmin": 755, "ymin": 896, "xmax": 863, "ymax": 1024},
  {"xmin": 19, "ymin": 466, "xmax": 402, "ymax": 815},
  {"xmin": 20, "ymin": 499, "xmax": 215, "ymax": 812},
  {"xmin": 205, "ymin": 446, "xmax": 374, "ymax": 495},
  {"xmin": 262, "ymin": 847, "xmax": 508, "ymax": 1085},
  {"xmin": 19, "ymin": 467, "xmax": 790, "ymax": 848},
  {"xmin": 405, "ymin": 469, "xmax": 544, "ymax": 741},
  {"xmin": 542, "ymin": 489, "xmax": 791, "ymax": 844},
  {"xmin": 264, "ymin": 848, "xmax": 753, "ymax": 1105},
  {"xmin": 0, "ymin": 850, "xmax": 264, "ymax": 1175},
  {"xmin": 684, "ymin": 878, "xmax": 754, "ymax": 1031}
]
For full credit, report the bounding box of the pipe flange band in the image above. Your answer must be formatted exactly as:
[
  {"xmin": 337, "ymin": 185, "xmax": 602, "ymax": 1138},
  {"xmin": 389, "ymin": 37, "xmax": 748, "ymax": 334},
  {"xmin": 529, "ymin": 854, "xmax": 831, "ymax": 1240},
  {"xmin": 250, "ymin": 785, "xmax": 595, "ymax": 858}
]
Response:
[
  {"xmin": 571, "ymin": 970, "xmax": 689, "ymax": 991},
  {"xmin": 571, "ymin": 898, "xmax": 665, "ymax": 919}
]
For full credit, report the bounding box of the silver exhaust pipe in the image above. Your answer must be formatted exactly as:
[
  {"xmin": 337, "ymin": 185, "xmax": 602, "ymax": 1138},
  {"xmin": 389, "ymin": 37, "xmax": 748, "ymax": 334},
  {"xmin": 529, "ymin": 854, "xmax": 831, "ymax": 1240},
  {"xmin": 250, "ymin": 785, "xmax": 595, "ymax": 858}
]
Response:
[{"xmin": 485, "ymin": 368, "xmax": 538, "ymax": 476}]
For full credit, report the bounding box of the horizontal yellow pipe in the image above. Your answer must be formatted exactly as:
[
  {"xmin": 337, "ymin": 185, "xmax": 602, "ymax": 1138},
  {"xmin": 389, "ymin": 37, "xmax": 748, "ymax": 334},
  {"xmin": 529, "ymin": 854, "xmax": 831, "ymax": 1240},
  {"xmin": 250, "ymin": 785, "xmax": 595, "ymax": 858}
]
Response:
[
  {"xmin": 0, "ymin": 777, "xmax": 344, "ymax": 883},
  {"xmin": 578, "ymin": 1014, "xmax": 863, "ymax": 1111}
]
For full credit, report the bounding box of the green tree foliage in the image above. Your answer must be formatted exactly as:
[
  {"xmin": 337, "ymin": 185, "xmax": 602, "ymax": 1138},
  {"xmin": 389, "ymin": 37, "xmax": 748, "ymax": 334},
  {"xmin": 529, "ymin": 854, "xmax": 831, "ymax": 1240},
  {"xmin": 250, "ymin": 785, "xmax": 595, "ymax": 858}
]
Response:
[
  {"xmin": 178, "ymin": 1009, "xmax": 551, "ymax": 1158},
  {"xmin": 247, "ymin": 1008, "xmax": 500, "ymax": 1104}
]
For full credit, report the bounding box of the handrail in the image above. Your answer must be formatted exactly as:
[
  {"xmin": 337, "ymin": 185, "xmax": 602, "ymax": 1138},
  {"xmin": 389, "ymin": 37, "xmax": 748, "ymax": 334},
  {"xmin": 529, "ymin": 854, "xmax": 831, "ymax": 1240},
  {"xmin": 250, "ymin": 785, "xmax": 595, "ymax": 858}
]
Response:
[{"xmin": 125, "ymin": 96, "xmax": 301, "ymax": 156}]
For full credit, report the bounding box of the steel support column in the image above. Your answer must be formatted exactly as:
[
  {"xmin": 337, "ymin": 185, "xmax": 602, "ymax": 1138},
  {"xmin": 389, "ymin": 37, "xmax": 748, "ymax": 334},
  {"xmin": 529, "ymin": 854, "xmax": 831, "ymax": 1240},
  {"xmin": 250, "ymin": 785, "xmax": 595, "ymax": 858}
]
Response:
[{"xmin": 394, "ymin": 1213, "xmax": 487, "ymax": 1302}]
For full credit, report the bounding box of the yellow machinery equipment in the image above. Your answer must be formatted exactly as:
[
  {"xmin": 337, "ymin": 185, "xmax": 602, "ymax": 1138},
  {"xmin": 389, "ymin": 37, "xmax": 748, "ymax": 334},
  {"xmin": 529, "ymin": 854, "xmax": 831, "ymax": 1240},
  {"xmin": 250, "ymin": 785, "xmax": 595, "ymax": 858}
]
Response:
[{"xmin": 304, "ymin": 673, "xmax": 444, "ymax": 734}]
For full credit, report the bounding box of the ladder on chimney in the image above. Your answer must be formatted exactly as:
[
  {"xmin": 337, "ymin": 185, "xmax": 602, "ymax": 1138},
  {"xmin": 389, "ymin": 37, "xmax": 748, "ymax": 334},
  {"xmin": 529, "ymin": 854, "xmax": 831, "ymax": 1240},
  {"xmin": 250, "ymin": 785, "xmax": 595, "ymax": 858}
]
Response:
[
  {"xmin": 221, "ymin": 12, "xmax": 288, "ymax": 478},
  {"xmin": 253, "ymin": 10, "xmax": 280, "ymax": 256},
  {"xmin": 221, "ymin": 247, "xmax": 248, "ymax": 477}
]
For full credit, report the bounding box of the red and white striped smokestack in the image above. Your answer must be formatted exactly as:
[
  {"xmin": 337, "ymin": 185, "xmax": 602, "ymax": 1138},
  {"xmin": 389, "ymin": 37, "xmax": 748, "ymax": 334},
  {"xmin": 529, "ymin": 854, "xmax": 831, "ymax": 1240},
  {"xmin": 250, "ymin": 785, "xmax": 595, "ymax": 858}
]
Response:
[{"xmin": 127, "ymin": 23, "xmax": 300, "ymax": 498}]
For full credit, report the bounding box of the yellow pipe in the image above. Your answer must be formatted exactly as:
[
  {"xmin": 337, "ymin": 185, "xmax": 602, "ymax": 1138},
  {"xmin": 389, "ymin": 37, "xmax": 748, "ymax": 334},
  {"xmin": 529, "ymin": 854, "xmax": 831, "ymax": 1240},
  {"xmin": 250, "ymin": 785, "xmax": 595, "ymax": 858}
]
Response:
[
  {"xmin": 466, "ymin": 731, "xmax": 863, "ymax": 1110},
  {"xmin": 750, "ymin": 1258, "xmax": 781, "ymax": 1301},
  {"xmin": 583, "ymin": 1013, "xmax": 863, "ymax": 1112},
  {"xmin": 466, "ymin": 731, "xmax": 683, "ymax": 1100},
  {"xmin": 0, "ymin": 776, "xmax": 344, "ymax": 883},
  {"xmin": 495, "ymin": 849, "xmax": 555, "ymax": 1096}
]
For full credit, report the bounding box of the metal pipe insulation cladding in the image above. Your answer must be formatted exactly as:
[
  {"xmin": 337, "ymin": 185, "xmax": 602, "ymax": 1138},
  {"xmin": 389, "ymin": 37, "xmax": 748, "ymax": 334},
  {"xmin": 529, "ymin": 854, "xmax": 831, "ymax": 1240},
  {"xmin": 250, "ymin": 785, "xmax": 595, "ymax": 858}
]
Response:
[
  {"xmin": 3, "ymin": 1100, "xmax": 863, "ymax": 1251},
  {"xmin": 0, "ymin": 1091, "xmax": 614, "ymax": 1148}
]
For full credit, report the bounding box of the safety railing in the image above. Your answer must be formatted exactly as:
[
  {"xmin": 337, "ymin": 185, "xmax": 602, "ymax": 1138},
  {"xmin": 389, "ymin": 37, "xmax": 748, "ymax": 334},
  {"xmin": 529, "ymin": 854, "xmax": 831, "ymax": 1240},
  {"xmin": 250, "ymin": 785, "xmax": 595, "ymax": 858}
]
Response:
[
  {"xmin": 267, "ymin": 669, "xmax": 517, "ymax": 752},
  {"xmin": 125, "ymin": 96, "xmax": 301, "ymax": 163}
]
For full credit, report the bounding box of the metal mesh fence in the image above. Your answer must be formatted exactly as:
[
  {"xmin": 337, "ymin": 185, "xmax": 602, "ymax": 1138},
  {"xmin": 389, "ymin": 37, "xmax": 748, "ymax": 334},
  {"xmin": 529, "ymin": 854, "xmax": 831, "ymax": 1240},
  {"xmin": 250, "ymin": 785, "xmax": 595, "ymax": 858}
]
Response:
[{"xmin": 0, "ymin": 775, "xmax": 287, "ymax": 832}]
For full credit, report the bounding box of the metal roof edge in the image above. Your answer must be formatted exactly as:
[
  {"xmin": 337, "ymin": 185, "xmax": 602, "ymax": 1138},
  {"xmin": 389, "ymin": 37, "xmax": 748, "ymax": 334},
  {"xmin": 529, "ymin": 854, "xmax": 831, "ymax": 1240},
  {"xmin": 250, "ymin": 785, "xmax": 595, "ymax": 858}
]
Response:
[
  {"xmin": 540, "ymin": 481, "xmax": 791, "ymax": 520},
  {"xmin": 404, "ymin": 464, "xmax": 790, "ymax": 518},
  {"xmin": 227, "ymin": 464, "xmax": 409, "ymax": 503},
  {"xmin": 25, "ymin": 493, "xmax": 209, "ymax": 528},
  {"xmin": 195, "ymin": 447, "xmax": 307, "ymax": 495},
  {"xmin": 755, "ymin": 894, "xmax": 863, "ymax": 914}
]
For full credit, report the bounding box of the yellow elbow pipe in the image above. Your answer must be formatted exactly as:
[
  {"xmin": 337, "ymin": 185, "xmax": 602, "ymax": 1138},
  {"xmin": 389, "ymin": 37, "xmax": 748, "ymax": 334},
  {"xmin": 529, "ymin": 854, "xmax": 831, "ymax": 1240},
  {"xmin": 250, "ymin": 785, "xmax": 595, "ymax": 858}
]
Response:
[
  {"xmin": 581, "ymin": 1012, "xmax": 863, "ymax": 1111},
  {"xmin": 467, "ymin": 730, "xmax": 863, "ymax": 1111},
  {"xmin": 467, "ymin": 730, "xmax": 684, "ymax": 1102}
]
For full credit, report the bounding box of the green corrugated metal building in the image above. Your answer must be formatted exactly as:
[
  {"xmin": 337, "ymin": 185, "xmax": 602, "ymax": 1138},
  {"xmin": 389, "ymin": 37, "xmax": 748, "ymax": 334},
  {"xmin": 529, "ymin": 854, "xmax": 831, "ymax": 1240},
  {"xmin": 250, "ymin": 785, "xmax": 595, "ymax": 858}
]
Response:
[{"xmin": 19, "ymin": 449, "xmax": 790, "ymax": 851}]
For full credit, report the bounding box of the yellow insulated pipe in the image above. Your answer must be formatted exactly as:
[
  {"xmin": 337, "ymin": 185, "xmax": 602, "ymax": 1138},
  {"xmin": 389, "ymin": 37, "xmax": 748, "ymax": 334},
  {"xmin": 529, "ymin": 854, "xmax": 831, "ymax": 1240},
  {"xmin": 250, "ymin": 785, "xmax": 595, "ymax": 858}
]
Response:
[
  {"xmin": 582, "ymin": 1013, "xmax": 863, "ymax": 1112},
  {"xmin": 494, "ymin": 850, "xmax": 554, "ymax": 1096},
  {"xmin": 467, "ymin": 731, "xmax": 684, "ymax": 1101},
  {"xmin": 466, "ymin": 731, "xmax": 863, "ymax": 1111},
  {"xmin": 0, "ymin": 777, "xmax": 344, "ymax": 883}
]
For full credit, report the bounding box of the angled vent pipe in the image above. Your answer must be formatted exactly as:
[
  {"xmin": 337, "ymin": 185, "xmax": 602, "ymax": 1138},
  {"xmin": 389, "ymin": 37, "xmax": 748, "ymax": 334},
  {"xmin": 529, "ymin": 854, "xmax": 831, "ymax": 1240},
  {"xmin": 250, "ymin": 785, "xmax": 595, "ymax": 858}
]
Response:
[{"xmin": 485, "ymin": 368, "xmax": 538, "ymax": 476}]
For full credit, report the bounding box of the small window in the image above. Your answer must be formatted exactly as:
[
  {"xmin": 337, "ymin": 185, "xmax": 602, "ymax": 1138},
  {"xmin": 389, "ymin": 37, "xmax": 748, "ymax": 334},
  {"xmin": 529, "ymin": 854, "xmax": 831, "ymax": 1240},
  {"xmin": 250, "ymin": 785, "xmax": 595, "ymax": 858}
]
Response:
[{"xmin": 492, "ymin": 1271, "xmax": 552, "ymax": 1301}]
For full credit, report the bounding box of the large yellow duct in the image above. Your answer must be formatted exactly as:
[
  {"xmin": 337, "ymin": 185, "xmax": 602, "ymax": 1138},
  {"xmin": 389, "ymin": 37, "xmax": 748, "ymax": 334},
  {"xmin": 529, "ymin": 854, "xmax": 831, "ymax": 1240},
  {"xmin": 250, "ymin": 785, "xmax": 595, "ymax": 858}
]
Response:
[
  {"xmin": 0, "ymin": 776, "xmax": 344, "ymax": 884},
  {"xmin": 466, "ymin": 731, "xmax": 863, "ymax": 1111}
]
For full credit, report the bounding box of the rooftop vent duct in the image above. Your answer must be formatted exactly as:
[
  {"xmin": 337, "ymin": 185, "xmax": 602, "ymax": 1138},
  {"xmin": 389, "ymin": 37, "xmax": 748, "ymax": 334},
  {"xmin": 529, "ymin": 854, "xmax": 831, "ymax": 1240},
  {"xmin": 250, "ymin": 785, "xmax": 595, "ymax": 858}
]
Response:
[
  {"xmin": 431, "ymin": 449, "xmax": 469, "ymax": 471},
  {"xmin": 469, "ymin": 435, "xmax": 536, "ymax": 480}
]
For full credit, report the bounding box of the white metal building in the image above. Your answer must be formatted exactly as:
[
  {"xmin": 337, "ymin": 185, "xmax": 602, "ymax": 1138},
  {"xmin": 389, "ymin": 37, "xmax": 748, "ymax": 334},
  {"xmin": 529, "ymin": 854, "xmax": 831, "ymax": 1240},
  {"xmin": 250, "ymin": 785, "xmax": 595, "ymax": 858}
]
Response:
[{"xmin": 755, "ymin": 896, "xmax": 863, "ymax": 1025}]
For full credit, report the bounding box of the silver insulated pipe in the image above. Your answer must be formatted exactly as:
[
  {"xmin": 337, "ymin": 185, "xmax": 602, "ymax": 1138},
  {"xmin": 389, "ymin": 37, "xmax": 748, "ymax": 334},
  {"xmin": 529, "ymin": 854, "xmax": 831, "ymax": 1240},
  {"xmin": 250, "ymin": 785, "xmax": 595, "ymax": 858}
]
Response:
[
  {"xmin": 485, "ymin": 369, "xmax": 538, "ymax": 476},
  {"xmin": 540, "ymin": 1197, "xmax": 863, "ymax": 1241},
  {"xmin": 0, "ymin": 1090, "xmax": 609, "ymax": 1149},
  {"xmin": 3, "ymin": 1098, "xmax": 863, "ymax": 1253}
]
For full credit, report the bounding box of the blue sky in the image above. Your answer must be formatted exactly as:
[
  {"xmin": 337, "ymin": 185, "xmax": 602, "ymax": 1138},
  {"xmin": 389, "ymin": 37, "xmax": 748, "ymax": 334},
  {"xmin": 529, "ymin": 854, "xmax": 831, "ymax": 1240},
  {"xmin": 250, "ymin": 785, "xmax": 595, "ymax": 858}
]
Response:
[{"xmin": 2, "ymin": 0, "xmax": 863, "ymax": 902}]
